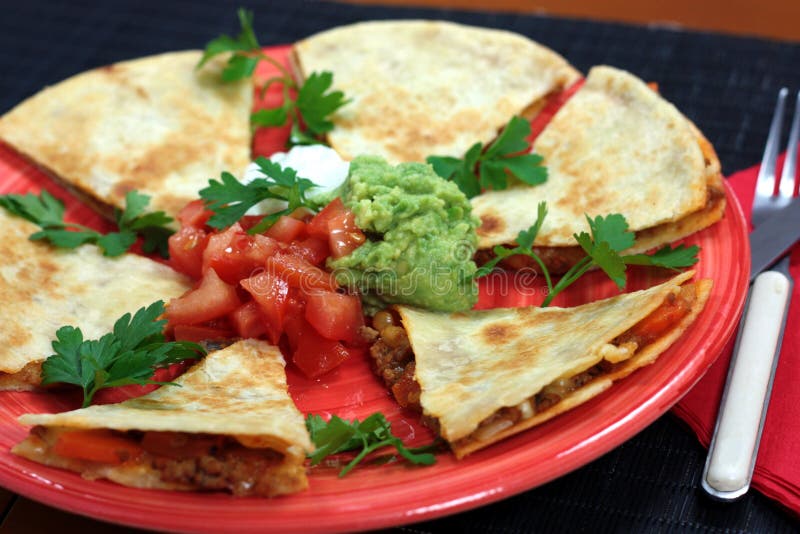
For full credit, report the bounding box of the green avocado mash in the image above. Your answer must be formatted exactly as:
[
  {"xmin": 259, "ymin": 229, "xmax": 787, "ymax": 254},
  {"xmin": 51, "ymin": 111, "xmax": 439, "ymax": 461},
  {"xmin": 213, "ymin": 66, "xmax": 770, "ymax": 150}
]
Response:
[{"xmin": 330, "ymin": 156, "xmax": 479, "ymax": 313}]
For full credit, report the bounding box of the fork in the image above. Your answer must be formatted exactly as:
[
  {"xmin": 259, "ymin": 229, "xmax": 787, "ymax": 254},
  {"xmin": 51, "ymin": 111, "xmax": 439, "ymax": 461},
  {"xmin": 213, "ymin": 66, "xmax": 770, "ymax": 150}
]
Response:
[{"xmin": 702, "ymin": 88, "xmax": 798, "ymax": 500}]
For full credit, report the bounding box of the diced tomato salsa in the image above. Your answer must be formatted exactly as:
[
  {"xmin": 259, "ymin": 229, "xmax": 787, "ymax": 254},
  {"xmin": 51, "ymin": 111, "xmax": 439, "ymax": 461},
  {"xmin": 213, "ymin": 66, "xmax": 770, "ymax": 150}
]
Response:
[{"xmin": 165, "ymin": 199, "xmax": 367, "ymax": 379}]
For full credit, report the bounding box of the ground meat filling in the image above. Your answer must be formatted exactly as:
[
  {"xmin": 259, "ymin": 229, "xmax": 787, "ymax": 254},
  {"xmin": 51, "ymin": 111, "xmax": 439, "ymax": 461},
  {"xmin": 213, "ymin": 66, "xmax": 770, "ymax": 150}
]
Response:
[
  {"xmin": 143, "ymin": 433, "xmax": 284, "ymax": 496},
  {"xmin": 366, "ymin": 310, "xmax": 422, "ymax": 411},
  {"xmin": 38, "ymin": 428, "xmax": 286, "ymax": 497},
  {"xmin": 369, "ymin": 285, "xmax": 694, "ymax": 445}
]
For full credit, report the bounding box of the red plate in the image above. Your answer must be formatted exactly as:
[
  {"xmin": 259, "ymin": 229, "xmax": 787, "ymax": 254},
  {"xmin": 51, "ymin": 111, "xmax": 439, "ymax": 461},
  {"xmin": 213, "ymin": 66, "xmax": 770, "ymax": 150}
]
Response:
[{"xmin": 0, "ymin": 46, "xmax": 749, "ymax": 533}]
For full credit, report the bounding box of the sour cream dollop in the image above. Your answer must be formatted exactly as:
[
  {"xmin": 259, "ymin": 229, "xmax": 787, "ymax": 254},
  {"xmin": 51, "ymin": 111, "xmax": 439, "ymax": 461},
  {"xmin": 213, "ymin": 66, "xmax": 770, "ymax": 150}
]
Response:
[{"xmin": 242, "ymin": 145, "xmax": 350, "ymax": 216}]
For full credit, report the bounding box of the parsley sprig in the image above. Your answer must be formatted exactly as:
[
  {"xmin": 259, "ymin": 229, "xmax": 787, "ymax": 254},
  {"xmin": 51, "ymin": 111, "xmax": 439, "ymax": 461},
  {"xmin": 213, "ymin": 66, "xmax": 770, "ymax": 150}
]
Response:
[
  {"xmin": 476, "ymin": 202, "xmax": 700, "ymax": 306},
  {"xmin": 306, "ymin": 413, "xmax": 438, "ymax": 477},
  {"xmin": 427, "ymin": 116, "xmax": 547, "ymax": 198},
  {"xmin": 40, "ymin": 301, "xmax": 205, "ymax": 407},
  {"xmin": 199, "ymin": 157, "xmax": 319, "ymax": 233},
  {"xmin": 0, "ymin": 190, "xmax": 173, "ymax": 258},
  {"xmin": 198, "ymin": 8, "xmax": 349, "ymax": 146}
]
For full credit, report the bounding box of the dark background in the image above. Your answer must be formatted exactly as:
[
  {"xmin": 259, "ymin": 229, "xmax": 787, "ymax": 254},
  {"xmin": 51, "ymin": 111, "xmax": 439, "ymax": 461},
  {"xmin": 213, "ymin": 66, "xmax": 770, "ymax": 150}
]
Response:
[{"xmin": 1, "ymin": 1, "xmax": 799, "ymax": 532}]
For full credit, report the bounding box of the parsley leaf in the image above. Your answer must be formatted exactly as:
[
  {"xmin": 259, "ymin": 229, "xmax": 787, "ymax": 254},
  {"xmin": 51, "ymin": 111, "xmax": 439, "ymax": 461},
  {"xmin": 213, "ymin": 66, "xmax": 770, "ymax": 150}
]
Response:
[
  {"xmin": 200, "ymin": 9, "xmax": 349, "ymax": 147},
  {"xmin": 295, "ymin": 71, "xmax": 349, "ymax": 137},
  {"xmin": 199, "ymin": 158, "xmax": 319, "ymax": 232},
  {"xmin": 306, "ymin": 413, "xmax": 438, "ymax": 477},
  {"xmin": 0, "ymin": 191, "xmax": 173, "ymax": 258},
  {"xmin": 427, "ymin": 116, "xmax": 548, "ymax": 198},
  {"xmin": 0, "ymin": 190, "xmax": 65, "ymax": 226},
  {"xmin": 40, "ymin": 301, "xmax": 205, "ymax": 407},
  {"xmin": 622, "ymin": 244, "xmax": 701, "ymax": 269},
  {"xmin": 115, "ymin": 191, "xmax": 174, "ymax": 257},
  {"xmin": 475, "ymin": 203, "xmax": 700, "ymax": 306},
  {"xmin": 474, "ymin": 202, "xmax": 550, "ymax": 279},
  {"xmin": 585, "ymin": 213, "xmax": 635, "ymax": 253},
  {"xmin": 197, "ymin": 8, "xmax": 260, "ymax": 75}
]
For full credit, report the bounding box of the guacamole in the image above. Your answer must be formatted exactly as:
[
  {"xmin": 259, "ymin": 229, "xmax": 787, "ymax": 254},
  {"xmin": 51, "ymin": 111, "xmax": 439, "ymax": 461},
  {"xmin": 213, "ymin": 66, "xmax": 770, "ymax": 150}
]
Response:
[{"xmin": 329, "ymin": 156, "xmax": 479, "ymax": 313}]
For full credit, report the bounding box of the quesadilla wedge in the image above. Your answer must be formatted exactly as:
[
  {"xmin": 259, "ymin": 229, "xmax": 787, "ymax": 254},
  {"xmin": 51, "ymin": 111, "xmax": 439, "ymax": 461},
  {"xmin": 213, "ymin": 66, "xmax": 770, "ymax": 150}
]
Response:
[
  {"xmin": 367, "ymin": 271, "xmax": 711, "ymax": 458},
  {"xmin": 472, "ymin": 66, "xmax": 725, "ymax": 274},
  {"xmin": 291, "ymin": 20, "xmax": 580, "ymax": 163},
  {"xmin": 0, "ymin": 209, "xmax": 190, "ymax": 390},
  {"xmin": 13, "ymin": 339, "xmax": 312, "ymax": 497},
  {"xmin": 0, "ymin": 51, "xmax": 251, "ymax": 220}
]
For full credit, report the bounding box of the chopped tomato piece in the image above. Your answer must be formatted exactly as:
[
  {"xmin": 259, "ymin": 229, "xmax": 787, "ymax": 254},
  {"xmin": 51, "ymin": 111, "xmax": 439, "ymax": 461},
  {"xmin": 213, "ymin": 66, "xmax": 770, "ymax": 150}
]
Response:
[
  {"xmin": 141, "ymin": 432, "xmax": 225, "ymax": 459},
  {"xmin": 168, "ymin": 226, "xmax": 209, "ymax": 280},
  {"xmin": 290, "ymin": 318, "xmax": 353, "ymax": 378},
  {"xmin": 281, "ymin": 293, "xmax": 306, "ymax": 349},
  {"xmin": 177, "ymin": 199, "xmax": 214, "ymax": 229},
  {"xmin": 327, "ymin": 210, "xmax": 366, "ymax": 258},
  {"xmin": 229, "ymin": 301, "xmax": 268, "ymax": 339},
  {"xmin": 53, "ymin": 429, "xmax": 143, "ymax": 465},
  {"xmin": 265, "ymin": 253, "xmax": 338, "ymax": 292},
  {"xmin": 202, "ymin": 225, "xmax": 280, "ymax": 284},
  {"xmin": 288, "ymin": 236, "xmax": 330, "ymax": 266},
  {"xmin": 307, "ymin": 198, "xmax": 365, "ymax": 258},
  {"xmin": 241, "ymin": 272, "xmax": 290, "ymax": 344},
  {"xmin": 201, "ymin": 224, "xmax": 241, "ymax": 272},
  {"xmin": 265, "ymin": 215, "xmax": 307, "ymax": 243},
  {"xmin": 166, "ymin": 269, "xmax": 241, "ymax": 326},
  {"xmin": 304, "ymin": 291, "xmax": 364, "ymax": 342},
  {"xmin": 307, "ymin": 198, "xmax": 348, "ymax": 238}
]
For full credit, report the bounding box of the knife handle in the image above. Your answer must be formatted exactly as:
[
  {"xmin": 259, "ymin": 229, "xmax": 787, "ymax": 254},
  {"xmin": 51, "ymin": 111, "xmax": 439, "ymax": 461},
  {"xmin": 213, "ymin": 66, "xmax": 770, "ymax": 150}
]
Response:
[{"xmin": 702, "ymin": 270, "xmax": 791, "ymax": 500}]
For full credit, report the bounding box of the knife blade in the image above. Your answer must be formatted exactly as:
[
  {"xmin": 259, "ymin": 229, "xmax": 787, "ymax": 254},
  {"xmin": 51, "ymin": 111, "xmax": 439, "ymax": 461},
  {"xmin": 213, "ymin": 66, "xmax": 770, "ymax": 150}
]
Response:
[{"xmin": 750, "ymin": 199, "xmax": 800, "ymax": 280}]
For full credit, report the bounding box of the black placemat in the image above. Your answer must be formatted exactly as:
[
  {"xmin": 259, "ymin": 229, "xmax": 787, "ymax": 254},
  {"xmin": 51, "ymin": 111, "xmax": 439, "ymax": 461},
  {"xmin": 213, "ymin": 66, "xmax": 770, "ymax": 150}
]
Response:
[{"xmin": 1, "ymin": 1, "xmax": 799, "ymax": 532}]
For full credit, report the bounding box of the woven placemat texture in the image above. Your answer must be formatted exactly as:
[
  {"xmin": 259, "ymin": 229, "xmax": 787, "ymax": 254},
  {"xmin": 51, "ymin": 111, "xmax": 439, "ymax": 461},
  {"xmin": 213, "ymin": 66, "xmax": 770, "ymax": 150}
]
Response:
[{"xmin": 1, "ymin": 1, "xmax": 799, "ymax": 532}]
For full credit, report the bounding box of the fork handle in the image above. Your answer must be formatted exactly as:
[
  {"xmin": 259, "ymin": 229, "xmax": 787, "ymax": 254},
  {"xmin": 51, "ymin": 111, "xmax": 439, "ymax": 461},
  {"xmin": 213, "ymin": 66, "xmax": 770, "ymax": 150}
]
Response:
[{"xmin": 702, "ymin": 270, "xmax": 791, "ymax": 500}]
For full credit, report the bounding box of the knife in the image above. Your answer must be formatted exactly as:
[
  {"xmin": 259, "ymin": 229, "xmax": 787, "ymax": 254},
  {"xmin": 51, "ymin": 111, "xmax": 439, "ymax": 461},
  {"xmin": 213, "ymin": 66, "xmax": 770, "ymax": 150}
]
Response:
[
  {"xmin": 749, "ymin": 198, "xmax": 800, "ymax": 280},
  {"xmin": 701, "ymin": 200, "xmax": 798, "ymax": 501}
]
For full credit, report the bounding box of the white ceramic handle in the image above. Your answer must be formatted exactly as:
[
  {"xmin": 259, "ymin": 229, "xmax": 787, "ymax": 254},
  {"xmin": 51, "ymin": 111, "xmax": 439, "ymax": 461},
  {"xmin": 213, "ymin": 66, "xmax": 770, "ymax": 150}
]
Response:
[{"xmin": 704, "ymin": 270, "xmax": 791, "ymax": 496}]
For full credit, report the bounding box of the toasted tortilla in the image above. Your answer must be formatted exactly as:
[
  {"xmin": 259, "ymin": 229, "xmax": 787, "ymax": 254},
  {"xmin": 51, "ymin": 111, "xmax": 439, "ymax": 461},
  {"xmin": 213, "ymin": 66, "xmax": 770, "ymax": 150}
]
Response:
[
  {"xmin": 0, "ymin": 210, "xmax": 190, "ymax": 390},
  {"xmin": 471, "ymin": 66, "xmax": 725, "ymax": 271},
  {"xmin": 14, "ymin": 339, "xmax": 312, "ymax": 497},
  {"xmin": 291, "ymin": 20, "xmax": 580, "ymax": 163},
  {"xmin": 0, "ymin": 51, "xmax": 252, "ymax": 219},
  {"xmin": 392, "ymin": 271, "xmax": 711, "ymax": 458}
]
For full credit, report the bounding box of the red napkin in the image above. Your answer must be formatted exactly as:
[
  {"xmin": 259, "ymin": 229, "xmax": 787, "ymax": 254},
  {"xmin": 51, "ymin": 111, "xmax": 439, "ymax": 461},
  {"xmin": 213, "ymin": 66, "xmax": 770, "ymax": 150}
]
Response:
[{"xmin": 672, "ymin": 155, "xmax": 800, "ymax": 515}]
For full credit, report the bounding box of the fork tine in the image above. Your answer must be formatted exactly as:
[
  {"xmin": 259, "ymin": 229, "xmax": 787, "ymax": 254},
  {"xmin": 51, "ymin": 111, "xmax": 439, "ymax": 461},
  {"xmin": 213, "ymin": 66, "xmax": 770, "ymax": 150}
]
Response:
[
  {"xmin": 779, "ymin": 90, "xmax": 800, "ymax": 198},
  {"xmin": 753, "ymin": 88, "xmax": 788, "ymax": 226}
]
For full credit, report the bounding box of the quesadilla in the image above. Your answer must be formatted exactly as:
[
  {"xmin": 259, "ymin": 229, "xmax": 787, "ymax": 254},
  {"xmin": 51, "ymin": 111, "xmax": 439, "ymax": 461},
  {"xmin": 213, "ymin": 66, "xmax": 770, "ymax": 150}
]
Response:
[
  {"xmin": 0, "ymin": 51, "xmax": 252, "ymax": 219},
  {"xmin": 0, "ymin": 209, "xmax": 190, "ymax": 390},
  {"xmin": 13, "ymin": 339, "xmax": 312, "ymax": 497},
  {"xmin": 472, "ymin": 66, "xmax": 725, "ymax": 273},
  {"xmin": 367, "ymin": 271, "xmax": 711, "ymax": 458},
  {"xmin": 291, "ymin": 20, "xmax": 580, "ymax": 163}
]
